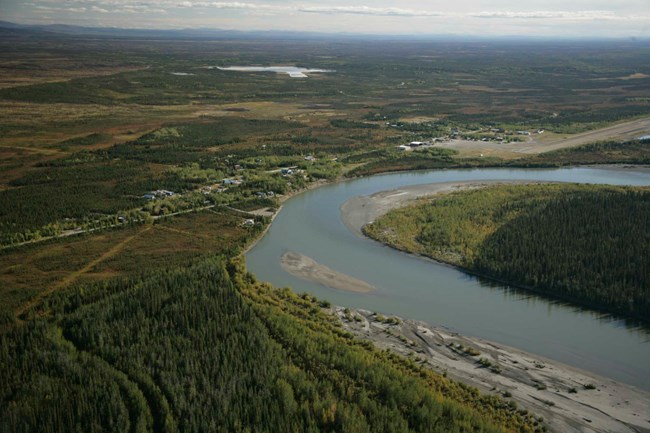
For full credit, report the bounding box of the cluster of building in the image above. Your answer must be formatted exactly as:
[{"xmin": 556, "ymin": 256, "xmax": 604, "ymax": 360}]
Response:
[
  {"xmin": 397, "ymin": 140, "xmax": 442, "ymax": 151},
  {"xmin": 143, "ymin": 190, "xmax": 175, "ymax": 200}
]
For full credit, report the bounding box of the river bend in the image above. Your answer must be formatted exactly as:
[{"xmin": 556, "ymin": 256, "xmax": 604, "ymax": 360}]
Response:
[{"xmin": 246, "ymin": 167, "xmax": 650, "ymax": 390}]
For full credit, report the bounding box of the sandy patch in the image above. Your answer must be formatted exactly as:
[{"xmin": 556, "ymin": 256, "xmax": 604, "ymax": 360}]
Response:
[
  {"xmin": 336, "ymin": 307, "xmax": 650, "ymax": 433},
  {"xmin": 341, "ymin": 180, "xmax": 531, "ymax": 236},
  {"xmin": 280, "ymin": 251, "xmax": 375, "ymax": 293}
]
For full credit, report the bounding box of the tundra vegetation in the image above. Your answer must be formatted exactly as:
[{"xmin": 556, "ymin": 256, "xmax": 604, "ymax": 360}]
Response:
[{"xmin": 0, "ymin": 24, "xmax": 649, "ymax": 432}]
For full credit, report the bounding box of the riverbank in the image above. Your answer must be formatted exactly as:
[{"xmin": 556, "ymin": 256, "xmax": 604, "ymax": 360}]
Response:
[
  {"xmin": 240, "ymin": 178, "xmax": 330, "ymax": 255},
  {"xmin": 340, "ymin": 180, "xmax": 535, "ymax": 236},
  {"xmin": 335, "ymin": 306, "xmax": 650, "ymax": 433}
]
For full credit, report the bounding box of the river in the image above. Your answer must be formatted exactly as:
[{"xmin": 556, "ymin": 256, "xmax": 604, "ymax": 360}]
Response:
[{"xmin": 246, "ymin": 167, "xmax": 650, "ymax": 390}]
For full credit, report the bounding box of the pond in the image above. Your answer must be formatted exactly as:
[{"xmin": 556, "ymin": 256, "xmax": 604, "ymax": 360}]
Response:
[{"xmin": 212, "ymin": 66, "xmax": 333, "ymax": 78}]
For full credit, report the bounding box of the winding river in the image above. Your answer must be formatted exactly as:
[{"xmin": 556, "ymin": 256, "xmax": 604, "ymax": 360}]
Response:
[{"xmin": 246, "ymin": 167, "xmax": 650, "ymax": 391}]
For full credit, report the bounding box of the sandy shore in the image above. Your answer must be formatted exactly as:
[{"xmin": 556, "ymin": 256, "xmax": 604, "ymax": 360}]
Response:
[
  {"xmin": 281, "ymin": 251, "xmax": 376, "ymax": 293},
  {"xmin": 335, "ymin": 307, "xmax": 650, "ymax": 433},
  {"xmin": 340, "ymin": 180, "xmax": 532, "ymax": 236}
]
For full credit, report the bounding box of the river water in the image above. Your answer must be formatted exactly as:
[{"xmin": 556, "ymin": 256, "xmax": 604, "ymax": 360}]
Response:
[{"xmin": 246, "ymin": 167, "xmax": 650, "ymax": 390}]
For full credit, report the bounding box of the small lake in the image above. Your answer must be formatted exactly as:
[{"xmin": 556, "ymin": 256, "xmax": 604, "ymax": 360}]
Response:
[
  {"xmin": 246, "ymin": 167, "xmax": 650, "ymax": 391},
  {"xmin": 213, "ymin": 66, "xmax": 333, "ymax": 78}
]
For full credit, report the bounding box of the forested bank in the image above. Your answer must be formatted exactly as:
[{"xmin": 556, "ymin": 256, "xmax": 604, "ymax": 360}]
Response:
[
  {"xmin": 364, "ymin": 184, "xmax": 650, "ymax": 322},
  {"xmin": 0, "ymin": 255, "xmax": 542, "ymax": 433}
]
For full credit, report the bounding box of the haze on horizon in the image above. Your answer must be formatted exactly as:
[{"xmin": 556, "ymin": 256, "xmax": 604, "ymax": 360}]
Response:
[{"xmin": 1, "ymin": 0, "xmax": 649, "ymax": 38}]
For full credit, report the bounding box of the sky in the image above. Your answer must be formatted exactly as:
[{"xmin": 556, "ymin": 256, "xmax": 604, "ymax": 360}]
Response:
[{"xmin": 1, "ymin": 0, "xmax": 650, "ymax": 37}]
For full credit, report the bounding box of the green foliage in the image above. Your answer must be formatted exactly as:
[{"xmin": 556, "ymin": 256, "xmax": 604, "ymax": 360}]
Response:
[
  {"xmin": 0, "ymin": 256, "xmax": 541, "ymax": 433},
  {"xmin": 365, "ymin": 184, "xmax": 650, "ymax": 321},
  {"xmin": 134, "ymin": 118, "xmax": 302, "ymax": 148},
  {"xmin": 349, "ymin": 148, "xmax": 459, "ymax": 176},
  {"xmin": 330, "ymin": 119, "xmax": 379, "ymax": 129},
  {"xmin": 525, "ymin": 140, "xmax": 650, "ymax": 166},
  {"xmin": 0, "ymin": 160, "xmax": 190, "ymax": 245}
]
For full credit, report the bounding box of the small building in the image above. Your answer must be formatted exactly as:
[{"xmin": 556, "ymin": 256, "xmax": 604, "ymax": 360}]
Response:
[
  {"xmin": 143, "ymin": 193, "xmax": 156, "ymax": 200},
  {"xmin": 242, "ymin": 219, "xmax": 255, "ymax": 227},
  {"xmin": 409, "ymin": 141, "xmax": 425, "ymax": 147}
]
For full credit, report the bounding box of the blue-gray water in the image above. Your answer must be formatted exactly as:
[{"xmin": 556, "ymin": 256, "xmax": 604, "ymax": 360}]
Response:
[{"xmin": 246, "ymin": 167, "xmax": 650, "ymax": 390}]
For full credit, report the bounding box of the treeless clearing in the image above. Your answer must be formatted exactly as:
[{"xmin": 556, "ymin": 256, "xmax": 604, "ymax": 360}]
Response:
[{"xmin": 14, "ymin": 226, "xmax": 151, "ymax": 320}]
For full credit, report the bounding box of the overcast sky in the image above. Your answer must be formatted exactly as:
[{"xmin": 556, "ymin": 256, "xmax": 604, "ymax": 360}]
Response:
[{"xmin": 2, "ymin": 0, "xmax": 649, "ymax": 37}]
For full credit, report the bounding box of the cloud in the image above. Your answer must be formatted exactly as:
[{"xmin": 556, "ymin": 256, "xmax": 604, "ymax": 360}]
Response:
[
  {"xmin": 472, "ymin": 10, "xmax": 636, "ymax": 20},
  {"xmin": 158, "ymin": 1, "xmax": 273, "ymax": 9},
  {"xmin": 298, "ymin": 6, "xmax": 439, "ymax": 17},
  {"xmin": 24, "ymin": 1, "xmax": 650, "ymax": 27}
]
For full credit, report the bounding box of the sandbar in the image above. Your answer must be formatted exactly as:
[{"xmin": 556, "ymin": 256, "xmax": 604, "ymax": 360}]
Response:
[{"xmin": 281, "ymin": 251, "xmax": 375, "ymax": 293}]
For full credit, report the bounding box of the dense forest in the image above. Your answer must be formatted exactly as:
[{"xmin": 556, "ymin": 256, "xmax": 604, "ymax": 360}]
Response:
[
  {"xmin": 0, "ymin": 256, "xmax": 542, "ymax": 433},
  {"xmin": 364, "ymin": 184, "xmax": 650, "ymax": 322}
]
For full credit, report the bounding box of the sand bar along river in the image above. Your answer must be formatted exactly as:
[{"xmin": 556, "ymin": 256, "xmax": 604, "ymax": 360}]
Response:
[{"xmin": 246, "ymin": 166, "xmax": 650, "ymax": 391}]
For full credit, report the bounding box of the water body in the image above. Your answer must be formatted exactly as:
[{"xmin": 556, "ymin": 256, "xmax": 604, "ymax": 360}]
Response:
[
  {"xmin": 213, "ymin": 66, "xmax": 333, "ymax": 78},
  {"xmin": 246, "ymin": 167, "xmax": 650, "ymax": 391}
]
